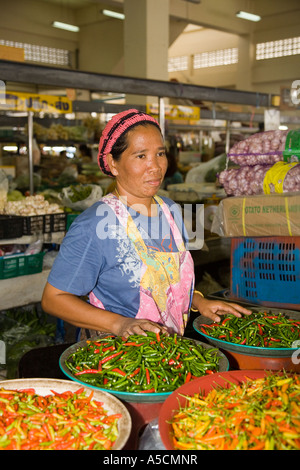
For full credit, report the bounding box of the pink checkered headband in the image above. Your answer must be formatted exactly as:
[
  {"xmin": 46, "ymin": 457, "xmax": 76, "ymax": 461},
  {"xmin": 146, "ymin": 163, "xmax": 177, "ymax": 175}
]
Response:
[{"xmin": 97, "ymin": 109, "xmax": 161, "ymax": 177}]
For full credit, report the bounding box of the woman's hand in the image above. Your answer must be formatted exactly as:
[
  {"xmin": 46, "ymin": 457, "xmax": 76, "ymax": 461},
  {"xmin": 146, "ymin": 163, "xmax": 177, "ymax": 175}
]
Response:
[
  {"xmin": 192, "ymin": 294, "xmax": 252, "ymax": 323},
  {"xmin": 113, "ymin": 316, "xmax": 168, "ymax": 339}
]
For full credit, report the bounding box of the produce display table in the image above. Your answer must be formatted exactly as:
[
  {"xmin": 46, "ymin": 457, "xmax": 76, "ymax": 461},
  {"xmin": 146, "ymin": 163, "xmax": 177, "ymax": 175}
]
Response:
[{"xmin": 0, "ymin": 268, "xmax": 50, "ymax": 310}]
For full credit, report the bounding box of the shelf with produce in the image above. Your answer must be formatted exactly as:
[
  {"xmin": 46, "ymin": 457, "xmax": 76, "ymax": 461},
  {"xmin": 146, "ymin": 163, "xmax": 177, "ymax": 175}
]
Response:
[{"xmin": 0, "ymin": 115, "xmax": 102, "ymax": 145}]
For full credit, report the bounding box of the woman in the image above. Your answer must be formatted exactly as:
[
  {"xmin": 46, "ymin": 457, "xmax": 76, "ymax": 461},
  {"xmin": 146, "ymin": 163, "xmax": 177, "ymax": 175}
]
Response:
[
  {"xmin": 162, "ymin": 146, "xmax": 183, "ymax": 188},
  {"xmin": 42, "ymin": 109, "xmax": 250, "ymax": 339}
]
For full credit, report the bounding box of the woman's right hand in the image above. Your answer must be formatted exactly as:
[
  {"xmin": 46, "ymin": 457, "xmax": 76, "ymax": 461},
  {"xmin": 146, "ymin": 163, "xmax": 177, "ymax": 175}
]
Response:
[
  {"xmin": 42, "ymin": 283, "xmax": 168, "ymax": 340},
  {"xmin": 114, "ymin": 317, "xmax": 168, "ymax": 339}
]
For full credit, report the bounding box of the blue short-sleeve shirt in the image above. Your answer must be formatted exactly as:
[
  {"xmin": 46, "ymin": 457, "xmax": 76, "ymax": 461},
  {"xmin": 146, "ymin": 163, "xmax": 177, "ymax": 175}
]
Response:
[{"xmin": 47, "ymin": 196, "xmax": 187, "ymax": 318}]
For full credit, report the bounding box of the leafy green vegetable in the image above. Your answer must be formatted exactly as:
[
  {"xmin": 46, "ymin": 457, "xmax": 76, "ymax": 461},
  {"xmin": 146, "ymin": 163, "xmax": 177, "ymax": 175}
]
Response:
[
  {"xmin": 0, "ymin": 307, "xmax": 56, "ymax": 379},
  {"xmin": 68, "ymin": 185, "xmax": 93, "ymax": 202}
]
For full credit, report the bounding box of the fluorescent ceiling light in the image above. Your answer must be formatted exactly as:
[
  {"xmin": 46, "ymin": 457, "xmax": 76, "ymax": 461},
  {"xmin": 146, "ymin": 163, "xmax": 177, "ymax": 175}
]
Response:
[
  {"xmin": 52, "ymin": 21, "xmax": 80, "ymax": 32},
  {"xmin": 3, "ymin": 146, "xmax": 18, "ymax": 152},
  {"xmin": 102, "ymin": 9, "xmax": 125, "ymax": 20},
  {"xmin": 236, "ymin": 11, "xmax": 261, "ymax": 22}
]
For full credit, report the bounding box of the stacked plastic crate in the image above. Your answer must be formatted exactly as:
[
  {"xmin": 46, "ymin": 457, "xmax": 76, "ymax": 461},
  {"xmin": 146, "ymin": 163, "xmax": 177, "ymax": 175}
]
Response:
[{"xmin": 214, "ymin": 129, "xmax": 300, "ymax": 311}]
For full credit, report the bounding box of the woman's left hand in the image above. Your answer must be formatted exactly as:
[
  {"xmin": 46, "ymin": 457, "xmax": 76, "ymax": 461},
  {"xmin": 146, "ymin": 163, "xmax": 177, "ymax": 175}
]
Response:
[{"xmin": 193, "ymin": 296, "xmax": 252, "ymax": 323}]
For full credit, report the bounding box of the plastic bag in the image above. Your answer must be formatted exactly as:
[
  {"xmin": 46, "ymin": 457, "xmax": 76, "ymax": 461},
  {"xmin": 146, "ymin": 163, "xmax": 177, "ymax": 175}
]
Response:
[
  {"xmin": 185, "ymin": 154, "xmax": 226, "ymax": 184},
  {"xmin": 61, "ymin": 184, "xmax": 103, "ymax": 211},
  {"xmin": 138, "ymin": 418, "xmax": 165, "ymax": 450}
]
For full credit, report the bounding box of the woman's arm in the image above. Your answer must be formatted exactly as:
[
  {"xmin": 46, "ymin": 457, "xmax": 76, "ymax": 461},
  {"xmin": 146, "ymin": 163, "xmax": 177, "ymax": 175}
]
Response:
[
  {"xmin": 191, "ymin": 290, "xmax": 252, "ymax": 323},
  {"xmin": 41, "ymin": 282, "xmax": 166, "ymax": 338}
]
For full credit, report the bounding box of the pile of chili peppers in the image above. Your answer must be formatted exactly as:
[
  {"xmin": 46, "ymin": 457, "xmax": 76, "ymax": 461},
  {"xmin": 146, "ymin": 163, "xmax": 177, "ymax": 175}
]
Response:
[
  {"xmin": 200, "ymin": 311, "xmax": 300, "ymax": 348},
  {"xmin": 0, "ymin": 386, "xmax": 122, "ymax": 450},
  {"xmin": 171, "ymin": 372, "xmax": 300, "ymax": 450},
  {"xmin": 65, "ymin": 332, "xmax": 221, "ymax": 393}
]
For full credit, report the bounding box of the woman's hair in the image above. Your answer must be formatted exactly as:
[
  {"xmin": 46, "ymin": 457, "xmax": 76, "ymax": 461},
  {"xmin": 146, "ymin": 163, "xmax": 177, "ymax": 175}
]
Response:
[
  {"xmin": 97, "ymin": 109, "xmax": 161, "ymax": 177},
  {"xmin": 110, "ymin": 121, "xmax": 161, "ymax": 162}
]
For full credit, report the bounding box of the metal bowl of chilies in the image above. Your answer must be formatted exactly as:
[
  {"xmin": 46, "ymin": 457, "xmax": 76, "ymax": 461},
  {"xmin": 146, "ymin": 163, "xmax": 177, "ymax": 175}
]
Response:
[
  {"xmin": 193, "ymin": 307, "xmax": 300, "ymax": 372},
  {"xmin": 59, "ymin": 334, "xmax": 229, "ymax": 403}
]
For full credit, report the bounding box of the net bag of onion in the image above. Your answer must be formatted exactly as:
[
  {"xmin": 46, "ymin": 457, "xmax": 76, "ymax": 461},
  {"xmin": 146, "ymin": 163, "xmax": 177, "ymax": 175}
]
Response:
[
  {"xmin": 227, "ymin": 130, "xmax": 288, "ymax": 167},
  {"xmin": 218, "ymin": 130, "xmax": 300, "ymax": 196},
  {"xmin": 218, "ymin": 162, "xmax": 300, "ymax": 196}
]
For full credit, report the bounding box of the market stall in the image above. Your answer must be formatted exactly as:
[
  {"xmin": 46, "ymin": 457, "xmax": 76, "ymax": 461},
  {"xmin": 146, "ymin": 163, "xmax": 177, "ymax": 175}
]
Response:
[
  {"xmin": 0, "ymin": 126, "xmax": 299, "ymax": 452},
  {"xmin": 0, "ymin": 62, "xmax": 299, "ymax": 451}
]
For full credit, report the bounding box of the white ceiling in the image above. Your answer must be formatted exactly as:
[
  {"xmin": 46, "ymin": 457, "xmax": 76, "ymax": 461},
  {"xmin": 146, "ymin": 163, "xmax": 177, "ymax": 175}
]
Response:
[{"xmin": 36, "ymin": 0, "xmax": 300, "ymax": 37}]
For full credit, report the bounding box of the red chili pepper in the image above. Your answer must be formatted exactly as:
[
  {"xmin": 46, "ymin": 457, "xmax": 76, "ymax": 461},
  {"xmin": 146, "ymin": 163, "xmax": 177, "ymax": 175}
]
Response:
[
  {"xmin": 138, "ymin": 388, "xmax": 155, "ymax": 393},
  {"xmin": 145, "ymin": 368, "xmax": 151, "ymax": 385},
  {"xmin": 111, "ymin": 368, "xmax": 126, "ymax": 377},
  {"xmin": 75, "ymin": 369, "xmax": 100, "ymax": 375},
  {"xmin": 123, "ymin": 342, "xmax": 144, "ymax": 346},
  {"xmin": 185, "ymin": 372, "xmax": 192, "ymax": 383},
  {"xmin": 129, "ymin": 367, "xmax": 141, "ymax": 378},
  {"xmin": 102, "ymin": 346, "xmax": 115, "ymax": 352},
  {"xmin": 100, "ymin": 351, "xmax": 123, "ymax": 364}
]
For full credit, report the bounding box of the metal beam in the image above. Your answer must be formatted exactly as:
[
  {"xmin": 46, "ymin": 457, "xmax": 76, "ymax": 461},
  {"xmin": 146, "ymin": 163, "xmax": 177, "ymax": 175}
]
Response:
[
  {"xmin": 0, "ymin": 60, "xmax": 274, "ymax": 107},
  {"xmin": 2, "ymin": 105, "xmax": 300, "ymax": 127}
]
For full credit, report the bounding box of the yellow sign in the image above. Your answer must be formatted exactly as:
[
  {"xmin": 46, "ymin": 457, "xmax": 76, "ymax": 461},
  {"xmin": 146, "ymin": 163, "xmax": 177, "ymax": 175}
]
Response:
[
  {"xmin": 146, "ymin": 104, "xmax": 200, "ymax": 121},
  {"xmin": 0, "ymin": 45, "xmax": 24, "ymax": 62},
  {"xmin": 0, "ymin": 91, "xmax": 73, "ymax": 114}
]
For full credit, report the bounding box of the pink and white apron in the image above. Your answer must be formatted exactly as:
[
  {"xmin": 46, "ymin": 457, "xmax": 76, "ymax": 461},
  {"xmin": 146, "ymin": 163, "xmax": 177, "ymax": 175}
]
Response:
[{"xmin": 85, "ymin": 194, "xmax": 194, "ymax": 337}]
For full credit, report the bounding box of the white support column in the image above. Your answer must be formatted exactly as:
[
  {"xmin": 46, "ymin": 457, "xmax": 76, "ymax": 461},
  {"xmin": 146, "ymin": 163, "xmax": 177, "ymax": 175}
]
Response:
[
  {"xmin": 124, "ymin": 0, "xmax": 169, "ymax": 105},
  {"xmin": 236, "ymin": 34, "xmax": 254, "ymax": 92}
]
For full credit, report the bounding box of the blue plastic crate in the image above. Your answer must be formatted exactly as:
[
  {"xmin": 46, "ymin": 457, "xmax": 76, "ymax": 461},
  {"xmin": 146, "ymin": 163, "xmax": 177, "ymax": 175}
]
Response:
[{"xmin": 230, "ymin": 237, "xmax": 300, "ymax": 310}]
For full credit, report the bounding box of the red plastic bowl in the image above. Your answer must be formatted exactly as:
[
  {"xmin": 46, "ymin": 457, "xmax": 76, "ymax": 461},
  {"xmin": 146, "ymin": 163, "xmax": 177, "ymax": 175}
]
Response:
[{"xmin": 158, "ymin": 370, "xmax": 269, "ymax": 450}]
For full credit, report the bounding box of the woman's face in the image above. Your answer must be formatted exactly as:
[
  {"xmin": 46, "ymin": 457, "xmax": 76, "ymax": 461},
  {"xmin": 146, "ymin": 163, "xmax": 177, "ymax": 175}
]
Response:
[{"xmin": 108, "ymin": 124, "xmax": 168, "ymax": 202}]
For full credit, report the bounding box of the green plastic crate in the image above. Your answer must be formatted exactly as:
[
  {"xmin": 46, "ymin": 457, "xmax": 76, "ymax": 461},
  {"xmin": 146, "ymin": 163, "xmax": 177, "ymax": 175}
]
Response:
[
  {"xmin": 66, "ymin": 213, "xmax": 80, "ymax": 231},
  {"xmin": 0, "ymin": 252, "xmax": 45, "ymax": 279}
]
